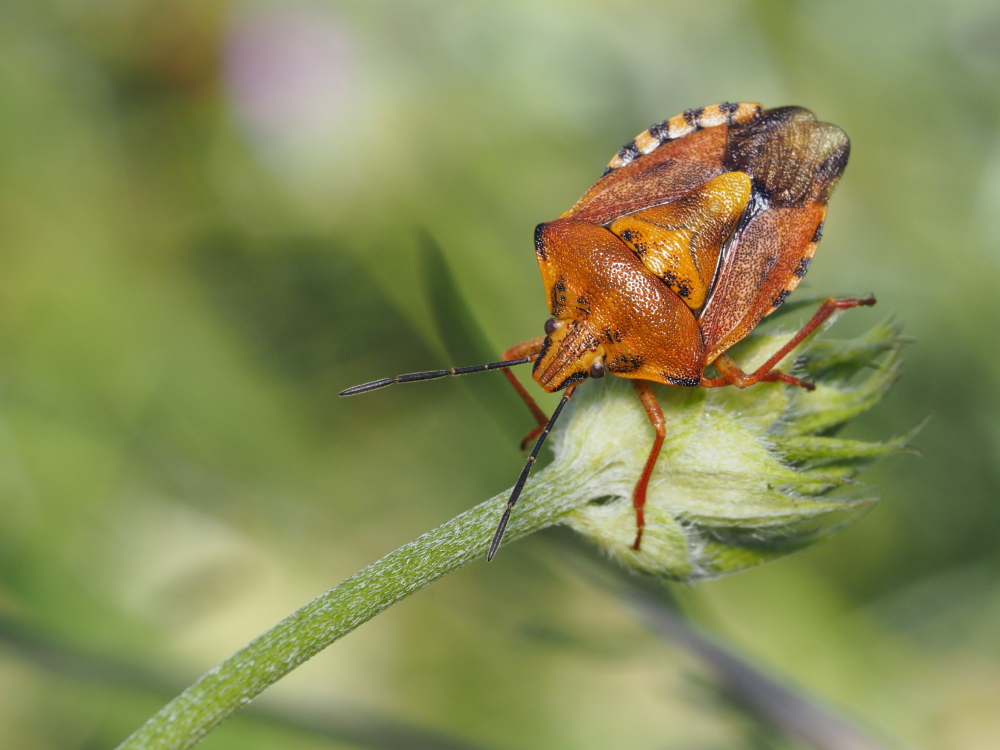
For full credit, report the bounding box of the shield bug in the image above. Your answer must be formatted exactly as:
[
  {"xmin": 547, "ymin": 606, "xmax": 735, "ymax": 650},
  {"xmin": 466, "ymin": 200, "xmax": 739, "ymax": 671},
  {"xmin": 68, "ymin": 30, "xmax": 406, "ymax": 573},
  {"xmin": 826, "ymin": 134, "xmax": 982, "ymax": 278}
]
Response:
[{"xmin": 341, "ymin": 102, "xmax": 874, "ymax": 561}]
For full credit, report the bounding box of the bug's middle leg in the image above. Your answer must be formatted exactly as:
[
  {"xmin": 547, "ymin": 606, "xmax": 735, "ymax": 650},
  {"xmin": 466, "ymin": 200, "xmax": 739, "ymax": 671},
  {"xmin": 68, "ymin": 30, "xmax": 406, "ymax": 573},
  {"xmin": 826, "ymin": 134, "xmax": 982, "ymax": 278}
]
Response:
[
  {"xmin": 631, "ymin": 380, "xmax": 666, "ymax": 551},
  {"xmin": 501, "ymin": 336, "xmax": 549, "ymax": 449}
]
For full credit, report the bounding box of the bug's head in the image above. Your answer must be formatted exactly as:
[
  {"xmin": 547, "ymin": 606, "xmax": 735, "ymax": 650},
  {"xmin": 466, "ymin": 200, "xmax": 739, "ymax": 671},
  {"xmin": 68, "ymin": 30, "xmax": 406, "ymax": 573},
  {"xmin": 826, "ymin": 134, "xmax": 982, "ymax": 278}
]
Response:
[{"xmin": 532, "ymin": 317, "xmax": 607, "ymax": 392}]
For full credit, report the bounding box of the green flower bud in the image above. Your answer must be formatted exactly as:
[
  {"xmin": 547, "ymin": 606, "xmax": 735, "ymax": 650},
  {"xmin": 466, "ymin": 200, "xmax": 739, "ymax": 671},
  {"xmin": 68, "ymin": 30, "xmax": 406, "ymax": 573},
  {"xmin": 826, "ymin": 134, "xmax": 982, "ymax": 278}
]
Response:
[{"xmin": 539, "ymin": 310, "xmax": 910, "ymax": 579}]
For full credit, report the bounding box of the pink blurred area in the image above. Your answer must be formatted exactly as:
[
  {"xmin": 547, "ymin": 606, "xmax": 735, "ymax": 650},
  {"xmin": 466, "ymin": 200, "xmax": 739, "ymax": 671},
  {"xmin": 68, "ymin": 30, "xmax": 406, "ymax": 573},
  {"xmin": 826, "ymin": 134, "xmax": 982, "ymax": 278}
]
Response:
[{"xmin": 223, "ymin": 2, "xmax": 359, "ymax": 163}]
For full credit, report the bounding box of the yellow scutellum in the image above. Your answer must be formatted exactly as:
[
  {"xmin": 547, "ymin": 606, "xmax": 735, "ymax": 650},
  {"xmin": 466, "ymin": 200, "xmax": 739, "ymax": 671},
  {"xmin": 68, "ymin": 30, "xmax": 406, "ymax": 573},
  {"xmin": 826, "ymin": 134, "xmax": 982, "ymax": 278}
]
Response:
[{"xmin": 539, "ymin": 309, "xmax": 909, "ymax": 578}]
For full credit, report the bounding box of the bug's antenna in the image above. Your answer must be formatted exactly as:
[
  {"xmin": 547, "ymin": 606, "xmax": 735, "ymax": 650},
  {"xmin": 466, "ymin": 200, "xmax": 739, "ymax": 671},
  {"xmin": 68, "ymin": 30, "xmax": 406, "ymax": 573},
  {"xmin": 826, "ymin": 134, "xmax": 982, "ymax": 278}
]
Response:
[
  {"xmin": 488, "ymin": 385, "xmax": 577, "ymax": 561},
  {"xmin": 339, "ymin": 356, "xmax": 535, "ymax": 396}
]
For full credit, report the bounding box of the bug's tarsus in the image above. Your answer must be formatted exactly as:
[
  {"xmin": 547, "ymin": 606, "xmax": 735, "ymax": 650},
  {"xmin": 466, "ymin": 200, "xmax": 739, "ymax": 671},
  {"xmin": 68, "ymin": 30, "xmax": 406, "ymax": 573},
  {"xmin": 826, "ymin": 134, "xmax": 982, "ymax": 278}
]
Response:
[
  {"xmin": 339, "ymin": 356, "xmax": 535, "ymax": 397},
  {"xmin": 759, "ymin": 371, "xmax": 816, "ymax": 390},
  {"xmin": 487, "ymin": 386, "xmax": 577, "ymax": 561}
]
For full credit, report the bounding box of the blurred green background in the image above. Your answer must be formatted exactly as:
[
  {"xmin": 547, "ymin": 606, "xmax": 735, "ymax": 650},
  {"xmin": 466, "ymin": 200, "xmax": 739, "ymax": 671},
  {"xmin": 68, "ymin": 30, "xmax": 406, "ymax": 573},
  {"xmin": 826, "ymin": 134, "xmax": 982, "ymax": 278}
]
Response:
[{"xmin": 1, "ymin": 0, "xmax": 999, "ymax": 748}]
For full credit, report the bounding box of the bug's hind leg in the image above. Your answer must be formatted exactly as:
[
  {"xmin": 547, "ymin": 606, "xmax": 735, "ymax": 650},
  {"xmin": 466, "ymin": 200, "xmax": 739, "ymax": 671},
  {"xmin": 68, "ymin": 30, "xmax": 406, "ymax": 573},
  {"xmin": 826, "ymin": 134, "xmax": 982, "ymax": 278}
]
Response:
[
  {"xmin": 756, "ymin": 369, "xmax": 816, "ymax": 390},
  {"xmin": 706, "ymin": 355, "xmax": 816, "ymax": 391},
  {"xmin": 630, "ymin": 380, "xmax": 666, "ymax": 551},
  {"xmin": 501, "ymin": 336, "xmax": 549, "ymax": 449},
  {"xmin": 700, "ymin": 296, "xmax": 876, "ymax": 390}
]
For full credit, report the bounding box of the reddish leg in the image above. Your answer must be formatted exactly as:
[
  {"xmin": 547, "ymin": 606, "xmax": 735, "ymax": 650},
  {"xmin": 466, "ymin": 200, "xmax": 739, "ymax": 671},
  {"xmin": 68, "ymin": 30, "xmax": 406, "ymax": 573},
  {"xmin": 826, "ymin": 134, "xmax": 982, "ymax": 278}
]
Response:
[
  {"xmin": 501, "ymin": 336, "xmax": 549, "ymax": 449},
  {"xmin": 756, "ymin": 369, "xmax": 815, "ymax": 390},
  {"xmin": 706, "ymin": 354, "xmax": 816, "ymax": 391},
  {"xmin": 631, "ymin": 380, "xmax": 666, "ymax": 551},
  {"xmin": 700, "ymin": 296, "xmax": 876, "ymax": 389}
]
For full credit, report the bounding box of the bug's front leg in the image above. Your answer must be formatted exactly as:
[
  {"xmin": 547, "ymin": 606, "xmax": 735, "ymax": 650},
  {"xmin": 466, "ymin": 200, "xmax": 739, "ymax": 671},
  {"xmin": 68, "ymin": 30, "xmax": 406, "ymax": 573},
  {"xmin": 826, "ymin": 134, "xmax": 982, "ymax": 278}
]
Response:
[
  {"xmin": 630, "ymin": 380, "xmax": 666, "ymax": 551},
  {"xmin": 500, "ymin": 336, "xmax": 549, "ymax": 449},
  {"xmin": 700, "ymin": 296, "xmax": 876, "ymax": 390}
]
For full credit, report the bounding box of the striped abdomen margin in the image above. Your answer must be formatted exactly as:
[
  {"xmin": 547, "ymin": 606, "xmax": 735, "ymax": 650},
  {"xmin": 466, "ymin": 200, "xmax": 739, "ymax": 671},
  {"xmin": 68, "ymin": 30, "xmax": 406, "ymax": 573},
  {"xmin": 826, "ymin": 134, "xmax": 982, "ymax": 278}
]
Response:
[{"xmin": 602, "ymin": 101, "xmax": 764, "ymax": 176}]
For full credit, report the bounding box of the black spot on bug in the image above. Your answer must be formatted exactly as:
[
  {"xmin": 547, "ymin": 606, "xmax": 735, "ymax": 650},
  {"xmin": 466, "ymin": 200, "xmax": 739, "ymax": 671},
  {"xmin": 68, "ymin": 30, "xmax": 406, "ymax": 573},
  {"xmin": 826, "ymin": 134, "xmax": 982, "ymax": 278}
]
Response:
[
  {"xmin": 600, "ymin": 167, "xmax": 613, "ymax": 177},
  {"xmin": 660, "ymin": 270, "xmax": 690, "ymax": 298},
  {"xmin": 556, "ymin": 371, "xmax": 587, "ymax": 390},
  {"xmin": 550, "ymin": 279, "xmax": 568, "ymax": 313},
  {"xmin": 794, "ymin": 256, "xmax": 812, "ymax": 278},
  {"xmin": 729, "ymin": 181, "xmax": 771, "ymax": 241},
  {"xmin": 811, "ymin": 221, "xmax": 824, "ymax": 243},
  {"xmin": 772, "ymin": 290, "xmax": 791, "ymax": 308},
  {"xmin": 532, "ymin": 336, "xmax": 552, "ymax": 376},
  {"xmin": 720, "ymin": 101, "xmax": 739, "ymax": 123},
  {"xmin": 619, "ymin": 227, "xmax": 647, "ymax": 255},
  {"xmin": 608, "ymin": 354, "xmax": 644, "ymax": 374},
  {"xmin": 618, "ymin": 142, "xmax": 640, "ymax": 164},
  {"xmin": 534, "ymin": 223, "xmax": 548, "ymax": 260},
  {"xmin": 750, "ymin": 178, "xmax": 773, "ymax": 205},
  {"xmin": 683, "ymin": 108, "xmax": 702, "ymax": 127},
  {"xmin": 666, "ymin": 375, "xmax": 700, "ymax": 387},
  {"xmin": 649, "ymin": 121, "xmax": 670, "ymax": 141}
]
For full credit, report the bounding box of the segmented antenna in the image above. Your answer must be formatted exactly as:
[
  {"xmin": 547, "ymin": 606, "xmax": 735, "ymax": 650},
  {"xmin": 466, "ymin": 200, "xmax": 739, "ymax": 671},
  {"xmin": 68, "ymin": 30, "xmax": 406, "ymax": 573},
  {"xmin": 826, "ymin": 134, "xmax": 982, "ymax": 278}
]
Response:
[
  {"xmin": 488, "ymin": 385, "xmax": 577, "ymax": 561},
  {"xmin": 339, "ymin": 356, "xmax": 535, "ymax": 396}
]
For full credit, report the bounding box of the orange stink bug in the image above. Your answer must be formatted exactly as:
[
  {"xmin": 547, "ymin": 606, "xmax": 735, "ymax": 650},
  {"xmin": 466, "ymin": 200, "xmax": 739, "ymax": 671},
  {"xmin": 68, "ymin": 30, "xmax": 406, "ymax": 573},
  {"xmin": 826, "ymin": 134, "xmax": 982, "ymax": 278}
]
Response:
[{"xmin": 341, "ymin": 103, "xmax": 874, "ymax": 561}]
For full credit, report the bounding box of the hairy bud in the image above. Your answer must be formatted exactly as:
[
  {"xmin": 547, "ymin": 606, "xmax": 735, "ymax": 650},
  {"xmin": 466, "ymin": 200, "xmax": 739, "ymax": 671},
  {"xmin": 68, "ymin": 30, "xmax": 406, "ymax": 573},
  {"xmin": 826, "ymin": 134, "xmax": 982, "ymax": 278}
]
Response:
[{"xmin": 539, "ymin": 310, "xmax": 910, "ymax": 579}]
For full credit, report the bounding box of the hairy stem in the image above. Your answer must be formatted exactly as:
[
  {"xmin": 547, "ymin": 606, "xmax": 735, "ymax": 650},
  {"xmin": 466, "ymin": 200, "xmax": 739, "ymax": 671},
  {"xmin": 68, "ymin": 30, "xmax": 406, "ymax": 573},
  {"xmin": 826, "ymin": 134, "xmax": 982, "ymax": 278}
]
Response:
[{"xmin": 116, "ymin": 466, "xmax": 589, "ymax": 750}]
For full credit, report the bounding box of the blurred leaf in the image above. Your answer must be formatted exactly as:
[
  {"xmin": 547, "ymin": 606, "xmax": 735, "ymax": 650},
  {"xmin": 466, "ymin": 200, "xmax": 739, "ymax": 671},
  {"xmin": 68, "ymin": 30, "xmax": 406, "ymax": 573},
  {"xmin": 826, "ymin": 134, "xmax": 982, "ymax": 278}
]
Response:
[
  {"xmin": 188, "ymin": 230, "xmax": 436, "ymax": 396},
  {"xmin": 421, "ymin": 231, "xmax": 538, "ymax": 442}
]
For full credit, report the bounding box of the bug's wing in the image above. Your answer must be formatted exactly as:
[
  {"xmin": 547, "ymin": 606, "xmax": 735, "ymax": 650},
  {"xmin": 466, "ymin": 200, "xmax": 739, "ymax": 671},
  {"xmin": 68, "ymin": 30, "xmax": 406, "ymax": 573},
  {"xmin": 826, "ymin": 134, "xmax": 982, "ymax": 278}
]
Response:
[
  {"xmin": 699, "ymin": 107, "xmax": 850, "ymax": 363},
  {"xmin": 564, "ymin": 102, "xmax": 762, "ymax": 226},
  {"xmin": 607, "ymin": 172, "xmax": 751, "ymax": 311},
  {"xmin": 564, "ymin": 126, "xmax": 729, "ymax": 226}
]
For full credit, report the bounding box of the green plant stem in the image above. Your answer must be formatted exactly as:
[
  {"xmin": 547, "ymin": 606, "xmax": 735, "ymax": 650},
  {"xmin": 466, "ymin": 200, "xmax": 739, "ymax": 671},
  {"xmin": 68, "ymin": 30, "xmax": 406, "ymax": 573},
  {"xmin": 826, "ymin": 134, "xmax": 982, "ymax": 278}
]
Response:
[{"xmin": 116, "ymin": 465, "xmax": 590, "ymax": 750}]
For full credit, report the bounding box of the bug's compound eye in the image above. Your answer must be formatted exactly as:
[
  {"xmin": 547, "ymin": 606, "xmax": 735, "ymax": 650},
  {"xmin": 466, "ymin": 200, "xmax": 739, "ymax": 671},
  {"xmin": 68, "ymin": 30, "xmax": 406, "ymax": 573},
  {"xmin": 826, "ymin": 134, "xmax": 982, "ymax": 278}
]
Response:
[
  {"xmin": 588, "ymin": 359, "xmax": 606, "ymax": 379},
  {"xmin": 544, "ymin": 318, "xmax": 560, "ymax": 335}
]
